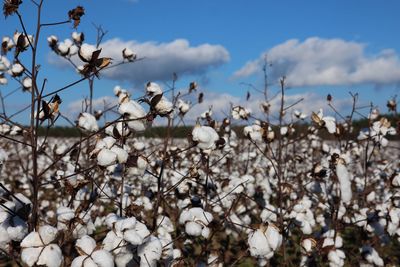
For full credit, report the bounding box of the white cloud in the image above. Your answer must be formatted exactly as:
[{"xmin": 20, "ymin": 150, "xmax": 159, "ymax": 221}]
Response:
[
  {"xmin": 49, "ymin": 38, "xmax": 230, "ymax": 86},
  {"xmin": 233, "ymin": 37, "xmax": 400, "ymax": 87}
]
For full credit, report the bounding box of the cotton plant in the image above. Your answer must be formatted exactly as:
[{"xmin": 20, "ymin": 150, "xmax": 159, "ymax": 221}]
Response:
[
  {"xmin": 78, "ymin": 112, "xmax": 99, "ymax": 132},
  {"xmin": 179, "ymin": 207, "xmax": 213, "ymax": 238},
  {"xmin": 20, "ymin": 225, "xmax": 63, "ymax": 267}
]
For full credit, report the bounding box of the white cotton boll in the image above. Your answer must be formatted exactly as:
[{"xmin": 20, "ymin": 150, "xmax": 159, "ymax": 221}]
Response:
[
  {"xmin": 366, "ymin": 191, "xmax": 375, "ymax": 202},
  {"xmin": 47, "ymin": 35, "xmax": 58, "ymax": 45},
  {"xmin": 78, "ymin": 113, "xmax": 99, "ymax": 132},
  {"xmin": 39, "ymin": 225, "xmax": 58, "ymax": 244},
  {"xmin": 177, "ymin": 99, "xmax": 190, "ymax": 115},
  {"xmin": 76, "ymin": 235, "xmax": 96, "ymax": 255},
  {"xmin": 154, "ymin": 96, "xmax": 173, "ymax": 115},
  {"xmin": 111, "ymin": 146, "xmax": 129, "ymax": 164},
  {"xmin": 71, "ymin": 256, "xmax": 94, "ymax": 267},
  {"xmin": 105, "ymin": 213, "xmax": 120, "ymax": 228},
  {"xmin": 185, "ymin": 221, "xmax": 202, "ymax": 236},
  {"xmin": 57, "ymin": 42, "xmax": 69, "ymax": 56},
  {"xmin": 37, "ymin": 244, "xmax": 63, "ymax": 267},
  {"xmin": 79, "ymin": 43, "xmax": 97, "ymax": 62},
  {"xmin": 72, "ymin": 32, "xmax": 84, "ymax": 43},
  {"xmin": 21, "ymin": 232, "xmax": 43, "ymax": 248},
  {"xmin": 280, "ymin": 126, "xmax": 288, "ymax": 136},
  {"xmin": 192, "ymin": 125, "xmax": 219, "ymax": 150},
  {"xmin": 116, "ymin": 217, "xmax": 137, "ymax": 232},
  {"xmin": 265, "ymin": 224, "xmax": 282, "ymax": 251},
  {"xmin": 115, "ymin": 252, "xmax": 134, "ymax": 267},
  {"xmin": 22, "ymin": 77, "xmax": 32, "ymax": 90},
  {"xmin": 335, "ymin": 163, "xmax": 352, "ymax": 204},
  {"xmin": 122, "ymin": 48, "xmax": 136, "ymax": 61},
  {"xmin": 0, "ymin": 76, "xmax": 7, "ymax": 85},
  {"xmin": 97, "ymin": 149, "xmax": 117, "ymax": 166},
  {"xmin": 7, "ymin": 220, "xmax": 28, "ymax": 241},
  {"xmin": 91, "ymin": 250, "xmax": 114, "ymax": 267},
  {"xmin": 146, "ymin": 82, "xmax": 163, "ymax": 96},
  {"xmin": 201, "ymin": 226, "xmax": 211, "ymax": 238},
  {"xmin": 0, "ymin": 56, "xmax": 10, "ymax": 71},
  {"xmin": 21, "ymin": 247, "xmax": 42, "ymax": 267},
  {"xmin": 10, "ymin": 63, "xmax": 24, "ymax": 76},
  {"xmin": 103, "ymin": 231, "xmax": 124, "ymax": 252},
  {"xmin": 323, "ymin": 116, "xmax": 336, "ymax": 134},
  {"xmin": 301, "ymin": 238, "xmax": 316, "ymax": 254},
  {"xmin": 138, "ymin": 236, "xmax": 162, "ymax": 267},
  {"xmin": 248, "ymin": 229, "xmax": 271, "ymax": 257},
  {"xmin": 134, "ymin": 221, "xmax": 151, "ymax": 242}
]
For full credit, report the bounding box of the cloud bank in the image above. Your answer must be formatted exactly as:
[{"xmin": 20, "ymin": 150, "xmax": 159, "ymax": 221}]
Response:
[
  {"xmin": 233, "ymin": 37, "xmax": 400, "ymax": 87},
  {"xmin": 49, "ymin": 38, "xmax": 230, "ymax": 85}
]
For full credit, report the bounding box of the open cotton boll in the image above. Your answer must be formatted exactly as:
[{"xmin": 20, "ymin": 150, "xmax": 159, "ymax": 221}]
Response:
[
  {"xmin": 138, "ymin": 236, "xmax": 162, "ymax": 267},
  {"xmin": 185, "ymin": 221, "xmax": 202, "ymax": 236},
  {"xmin": 192, "ymin": 125, "xmax": 219, "ymax": 150},
  {"xmin": 146, "ymin": 82, "xmax": 163, "ymax": 96},
  {"xmin": 154, "ymin": 96, "xmax": 173, "ymax": 116},
  {"xmin": 39, "ymin": 225, "xmax": 58, "ymax": 245},
  {"xmin": 21, "ymin": 247, "xmax": 42, "ymax": 267},
  {"xmin": 248, "ymin": 229, "xmax": 272, "ymax": 257},
  {"xmin": 10, "ymin": 63, "xmax": 24, "ymax": 76},
  {"xmin": 335, "ymin": 162, "xmax": 352, "ymax": 204},
  {"xmin": 177, "ymin": 99, "xmax": 190, "ymax": 115},
  {"xmin": 36, "ymin": 244, "xmax": 63, "ymax": 267},
  {"xmin": 76, "ymin": 235, "xmax": 97, "ymax": 255},
  {"xmin": 323, "ymin": 116, "xmax": 336, "ymax": 134},
  {"xmin": 78, "ymin": 113, "xmax": 99, "ymax": 132},
  {"xmin": 97, "ymin": 149, "xmax": 117, "ymax": 166},
  {"xmin": 72, "ymin": 32, "xmax": 84, "ymax": 44},
  {"xmin": 122, "ymin": 47, "xmax": 136, "ymax": 61},
  {"xmin": 79, "ymin": 43, "xmax": 97, "ymax": 62},
  {"xmin": 110, "ymin": 146, "xmax": 129, "ymax": 164}
]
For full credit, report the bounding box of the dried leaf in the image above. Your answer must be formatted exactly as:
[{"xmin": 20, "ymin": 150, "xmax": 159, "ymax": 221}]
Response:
[
  {"xmin": 150, "ymin": 93, "xmax": 163, "ymax": 108},
  {"xmin": 3, "ymin": 0, "xmax": 22, "ymax": 18},
  {"xmin": 68, "ymin": 6, "xmax": 85, "ymax": 28},
  {"xmin": 198, "ymin": 92, "xmax": 204, "ymax": 104},
  {"xmin": 95, "ymin": 57, "xmax": 111, "ymax": 69}
]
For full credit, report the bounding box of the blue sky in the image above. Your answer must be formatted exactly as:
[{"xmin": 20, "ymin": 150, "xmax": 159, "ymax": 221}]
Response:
[{"xmin": 1, "ymin": 0, "xmax": 400, "ymax": 124}]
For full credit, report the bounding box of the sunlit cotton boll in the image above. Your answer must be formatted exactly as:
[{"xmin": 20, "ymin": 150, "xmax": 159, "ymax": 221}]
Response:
[
  {"xmin": 78, "ymin": 112, "xmax": 99, "ymax": 132},
  {"xmin": 97, "ymin": 148, "xmax": 118, "ymax": 166},
  {"xmin": 10, "ymin": 63, "xmax": 24, "ymax": 77},
  {"xmin": 0, "ymin": 55, "xmax": 10, "ymax": 71},
  {"xmin": 335, "ymin": 161, "xmax": 352, "ymax": 204},
  {"xmin": 71, "ymin": 235, "xmax": 114, "ymax": 267},
  {"xmin": 20, "ymin": 225, "xmax": 63, "ymax": 267},
  {"xmin": 137, "ymin": 235, "xmax": 163, "ymax": 267},
  {"xmin": 247, "ymin": 224, "xmax": 282, "ymax": 259},
  {"xmin": 179, "ymin": 207, "xmax": 213, "ymax": 238},
  {"xmin": 122, "ymin": 47, "xmax": 136, "ymax": 61},
  {"xmin": 192, "ymin": 125, "xmax": 219, "ymax": 151},
  {"xmin": 118, "ymin": 99, "xmax": 147, "ymax": 132},
  {"xmin": 146, "ymin": 82, "xmax": 163, "ymax": 97},
  {"xmin": 79, "ymin": 43, "xmax": 97, "ymax": 62}
]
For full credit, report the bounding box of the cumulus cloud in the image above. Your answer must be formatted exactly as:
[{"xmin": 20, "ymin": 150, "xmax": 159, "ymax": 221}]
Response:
[
  {"xmin": 233, "ymin": 37, "xmax": 400, "ymax": 87},
  {"xmin": 49, "ymin": 38, "xmax": 229, "ymax": 85}
]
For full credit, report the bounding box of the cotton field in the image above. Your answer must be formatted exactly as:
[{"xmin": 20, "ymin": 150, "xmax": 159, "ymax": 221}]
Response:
[{"xmin": 1, "ymin": 1, "xmax": 400, "ymax": 267}]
